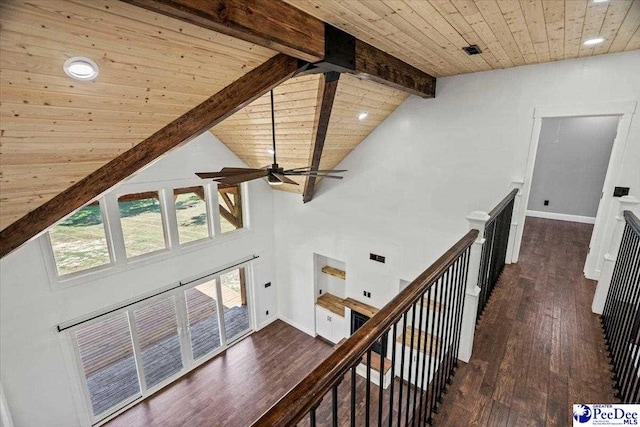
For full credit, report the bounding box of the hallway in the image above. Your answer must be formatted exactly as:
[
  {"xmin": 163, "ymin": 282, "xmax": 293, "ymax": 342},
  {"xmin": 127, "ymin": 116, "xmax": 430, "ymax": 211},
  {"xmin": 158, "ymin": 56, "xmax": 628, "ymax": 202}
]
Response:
[{"xmin": 434, "ymin": 217, "xmax": 616, "ymax": 426}]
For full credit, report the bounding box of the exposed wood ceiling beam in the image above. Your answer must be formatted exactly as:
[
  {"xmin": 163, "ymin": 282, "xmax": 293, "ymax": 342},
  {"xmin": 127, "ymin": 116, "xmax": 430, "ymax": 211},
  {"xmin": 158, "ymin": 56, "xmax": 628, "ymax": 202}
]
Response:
[
  {"xmin": 120, "ymin": 0, "xmax": 436, "ymax": 98},
  {"xmin": 303, "ymin": 72, "xmax": 340, "ymax": 203},
  {"xmin": 121, "ymin": 0, "xmax": 324, "ymax": 62},
  {"xmin": 0, "ymin": 53, "xmax": 301, "ymax": 258}
]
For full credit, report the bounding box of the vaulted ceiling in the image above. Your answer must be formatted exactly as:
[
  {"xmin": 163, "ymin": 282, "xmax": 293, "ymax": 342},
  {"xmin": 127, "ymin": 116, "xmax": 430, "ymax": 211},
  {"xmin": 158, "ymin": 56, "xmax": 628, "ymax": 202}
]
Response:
[
  {"xmin": 285, "ymin": 0, "xmax": 640, "ymax": 77},
  {"xmin": 1, "ymin": 0, "xmax": 639, "ymax": 242},
  {"xmin": 211, "ymin": 73, "xmax": 409, "ymax": 193},
  {"xmin": 0, "ymin": 0, "xmax": 276, "ymax": 230}
]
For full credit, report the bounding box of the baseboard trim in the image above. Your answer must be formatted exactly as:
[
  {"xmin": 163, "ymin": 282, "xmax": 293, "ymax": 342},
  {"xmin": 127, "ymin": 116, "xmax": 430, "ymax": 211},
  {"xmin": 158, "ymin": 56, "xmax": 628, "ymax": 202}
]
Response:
[
  {"xmin": 278, "ymin": 315, "xmax": 316, "ymax": 337},
  {"xmin": 257, "ymin": 316, "xmax": 278, "ymax": 331},
  {"xmin": 526, "ymin": 210, "xmax": 596, "ymax": 224}
]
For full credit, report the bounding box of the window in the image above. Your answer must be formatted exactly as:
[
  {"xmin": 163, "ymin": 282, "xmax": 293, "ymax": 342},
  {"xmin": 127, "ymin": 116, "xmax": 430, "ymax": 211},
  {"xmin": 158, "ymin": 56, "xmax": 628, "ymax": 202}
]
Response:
[
  {"xmin": 218, "ymin": 185, "xmax": 243, "ymax": 233},
  {"xmin": 174, "ymin": 186, "xmax": 209, "ymax": 244},
  {"xmin": 70, "ymin": 263, "xmax": 254, "ymax": 422},
  {"xmin": 118, "ymin": 192, "xmax": 167, "ymax": 258},
  {"xmin": 49, "ymin": 202, "xmax": 111, "ymax": 276},
  {"xmin": 74, "ymin": 313, "xmax": 140, "ymax": 418},
  {"xmin": 220, "ymin": 268, "xmax": 250, "ymax": 341}
]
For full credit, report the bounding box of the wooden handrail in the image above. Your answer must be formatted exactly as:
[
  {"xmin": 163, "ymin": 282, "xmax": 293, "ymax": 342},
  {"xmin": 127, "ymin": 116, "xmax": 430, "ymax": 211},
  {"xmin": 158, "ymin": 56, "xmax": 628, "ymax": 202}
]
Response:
[
  {"xmin": 252, "ymin": 229, "xmax": 478, "ymax": 426},
  {"xmin": 624, "ymin": 210, "xmax": 640, "ymax": 237},
  {"xmin": 488, "ymin": 188, "xmax": 518, "ymax": 220}
]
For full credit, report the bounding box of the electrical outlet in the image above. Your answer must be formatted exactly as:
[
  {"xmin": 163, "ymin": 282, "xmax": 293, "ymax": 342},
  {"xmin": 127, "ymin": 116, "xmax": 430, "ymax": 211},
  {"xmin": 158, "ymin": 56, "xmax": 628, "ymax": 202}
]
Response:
[
  {"xmin": 544, "ymin": 200, "xmax": 549, "ymax": 206},
  {"xmin": 363, "ymin": 290, "xmax": 367, "ymax": 297},
  {"xmin": 319, "ymin": 289, "xmax": 322, "ymax": 295},
  {"xmin": 369, "ymin": 253, "xmax": 386, "ymax": 263},
  {"xmin": 264, "ymin": 282, "xmax": 271, "ymax": 288},
  {"xmin": 367, "ymin": 292, "xmax": 371, "ymax": 298},
  {"xmin": 266, "ymin": 310, "xmax": 269, "ymax": 316}
]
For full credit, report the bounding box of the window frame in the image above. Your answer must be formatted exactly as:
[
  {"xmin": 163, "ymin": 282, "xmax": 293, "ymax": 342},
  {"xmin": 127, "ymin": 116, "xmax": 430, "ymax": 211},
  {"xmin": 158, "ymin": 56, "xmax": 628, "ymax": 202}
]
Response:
[
  {"xmin": 43, "ymin": 198, "xmax": 115, "ymax": 280},
  {"xmin": 116, "ymin": 190, "xmax": 171, "ymax": 260},
  {"xmin": 43, "ymin": 181, "xmax": 251, "ymax": 289},
  {"xmin": 172, "ymin": 185, "xmax": 213, "ymax": 246},
  {"xmin": 64, "ymin": 260, "xmax": 256, "ymax": 426}
]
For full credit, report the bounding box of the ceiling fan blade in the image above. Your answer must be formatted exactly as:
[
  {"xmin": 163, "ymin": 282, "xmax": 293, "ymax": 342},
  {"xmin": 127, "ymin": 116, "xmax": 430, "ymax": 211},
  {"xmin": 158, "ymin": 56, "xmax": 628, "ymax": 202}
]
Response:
[
  {"xmin": 284, "ymin": 168, "xmax": 347, "ymax": 173},
  {"xmin": 215, "ymin": 170, "xmax": 269, "ymax": 185},
  {"xmin": 272, "ymin": 173, "xmax": 299, "ymax": 185},
  {"xmin": 196, "ymin": 168, "xmax": 261, "ymax": 179},
  {"xmin": 283, "ymin": 172, "xmax": 344, "ymax": 179}
]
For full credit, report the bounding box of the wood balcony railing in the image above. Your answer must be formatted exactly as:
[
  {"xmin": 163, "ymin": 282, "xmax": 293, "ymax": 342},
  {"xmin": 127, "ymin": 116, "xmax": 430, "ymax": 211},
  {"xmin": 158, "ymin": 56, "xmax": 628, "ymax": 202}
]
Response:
[
  {"xmin": 602, "ymin": 210, "xmax": 640, "ymax": 403},
  {"xmin": 253, "ymin": 230, "xmax": 477, "ymax": 426}
]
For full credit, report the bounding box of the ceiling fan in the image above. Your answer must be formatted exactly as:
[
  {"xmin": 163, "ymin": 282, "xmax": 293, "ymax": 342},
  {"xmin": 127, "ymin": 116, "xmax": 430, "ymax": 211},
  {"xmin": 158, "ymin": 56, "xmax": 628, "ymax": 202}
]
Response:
[{"xmin": 196, "ymin": 90, "xmax": 346, "ymax": 187}]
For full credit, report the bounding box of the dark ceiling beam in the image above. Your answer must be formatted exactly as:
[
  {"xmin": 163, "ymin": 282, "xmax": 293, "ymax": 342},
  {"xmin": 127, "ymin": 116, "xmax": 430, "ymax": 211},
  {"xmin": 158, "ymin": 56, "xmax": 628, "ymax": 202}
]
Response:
[
  {"xmin": 121, "ymin": 0, "xmax": 325, "ymax": 62},
  {"xmin": 303, "ymin": 72, "xmax": 340, "ymax": 203},
  {"xmin": 0, "ymin": 54, "xmax": 301, "ymax": 258},
  {"xmin": 121, "ymin": 0, "xmax": 436, "ymax": 98}
]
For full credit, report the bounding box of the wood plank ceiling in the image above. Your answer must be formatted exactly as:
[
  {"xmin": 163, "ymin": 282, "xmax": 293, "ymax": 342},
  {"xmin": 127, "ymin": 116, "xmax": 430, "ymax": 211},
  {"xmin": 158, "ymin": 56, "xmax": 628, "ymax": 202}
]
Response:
[
  {"xmin": 211, "ymin": 73, "xmax": 409, "ymax": 193},
  {"xmin": 0, "ymin": 0, "xmax": 276, "ymax": 230},
  {"xmin": 285, "ymin": 0, "xmax": 640, "ymax": 77}
]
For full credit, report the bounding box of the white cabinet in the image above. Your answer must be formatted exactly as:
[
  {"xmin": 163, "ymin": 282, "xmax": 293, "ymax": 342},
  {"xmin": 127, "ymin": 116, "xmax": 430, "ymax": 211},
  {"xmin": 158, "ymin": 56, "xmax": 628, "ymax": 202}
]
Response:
[{"xmin": 315, "ymin": 305, "xmax": 346, "ymax": 344}]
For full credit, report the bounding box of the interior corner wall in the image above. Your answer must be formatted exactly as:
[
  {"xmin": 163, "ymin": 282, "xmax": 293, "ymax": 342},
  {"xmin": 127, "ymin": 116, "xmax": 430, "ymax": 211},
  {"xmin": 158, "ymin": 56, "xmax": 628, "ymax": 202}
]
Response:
[
  {"xmin": 275, "ymin": 50, "xmax": 640, "ymax": 334},
  {"xmin": 528, "ymin": 116, "xmax": 619, "ymax": 218},
  {"xmin": 0, "ymin": 132, "xmax": 277, "ymax": 427}
]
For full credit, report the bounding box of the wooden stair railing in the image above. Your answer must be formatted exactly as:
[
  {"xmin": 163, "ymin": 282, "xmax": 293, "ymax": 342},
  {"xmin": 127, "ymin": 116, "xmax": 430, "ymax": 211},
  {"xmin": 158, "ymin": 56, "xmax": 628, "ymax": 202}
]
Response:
[{"xmin": 252, "ymin": 230, "xmax": 477, "ymax": 426}]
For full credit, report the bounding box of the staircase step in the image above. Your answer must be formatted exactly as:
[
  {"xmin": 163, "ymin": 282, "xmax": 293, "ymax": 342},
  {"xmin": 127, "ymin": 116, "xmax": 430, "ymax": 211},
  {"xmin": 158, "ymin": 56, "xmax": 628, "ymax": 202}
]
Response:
[
  {"xmin": 362, "ymin": 352, "xmax": 392, "ymax": 374},
  {"xmin": 396, "ymin": 326, "xmax": 441, "ymax": 356},
  {"xmin": 421, "ymin": 297, "xmax": 444, "ymax": 312}
]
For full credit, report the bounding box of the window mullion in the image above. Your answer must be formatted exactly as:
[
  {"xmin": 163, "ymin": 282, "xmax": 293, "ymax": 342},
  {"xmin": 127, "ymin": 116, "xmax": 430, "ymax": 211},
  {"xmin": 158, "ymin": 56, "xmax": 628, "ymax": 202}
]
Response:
[
  {"xmin": 104, "ymin": 192, "xmax": 128, "ymax": 265},
  {"xmin": 161, "ymin": 188, "xmax": 180, "ymax": 249},
  {"xmin": 174, "ymin": 289, "xmax": 194, "ymax": 367},
  {"xmin": 215, "ymin": 277, "xmax": 227, "ymax": 348},
  {"xmin": 126, "ymin": 309, "xmax": 148, "ymax": 394},
  {"xmin": 208, "ymin": 183, "xmax": 222, "ymax": 237}
]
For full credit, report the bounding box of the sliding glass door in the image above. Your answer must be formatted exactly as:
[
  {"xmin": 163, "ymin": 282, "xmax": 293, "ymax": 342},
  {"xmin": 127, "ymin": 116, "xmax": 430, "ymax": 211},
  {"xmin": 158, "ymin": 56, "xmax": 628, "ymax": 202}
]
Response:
[{"xmin": 70, "ymin": 266, "xmax": 253, "ymax": 423}]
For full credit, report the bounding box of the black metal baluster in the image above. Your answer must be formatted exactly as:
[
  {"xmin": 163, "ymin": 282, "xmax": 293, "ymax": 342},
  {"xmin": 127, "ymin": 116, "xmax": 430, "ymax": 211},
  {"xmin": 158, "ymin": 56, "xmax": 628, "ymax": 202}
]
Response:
[
  {"xmin": 609, "ymin": 229, "xmax": 638, "ymax": 377},
  {"xmin": 397, "ymin": 312, "xmax": 408, "ymax": 427},
  {"xmin": 333, "ymin": 382, "xmax": 339, "ymax": 427},
  {"xmin": 366, "ymin": 348, "xmax": 372, "ymax": 427},
  {"xmin": 432, "ymin": 274, "xmax": 446, "ymax": 415},
  {"xmin": 451, "ymin": 248, "xmax": 470, "ymax": 370},
  {"xmin": 310, "ymin": 405, "xmax": 317, "ymax": 427},
  {"xmin": 604, "ymin": 227, "xmax": 633, "ymax": 337},
  {"xmin": 615, "ymin": 235, "xmax": 640, "ymax": 400},
  {"xmin": 427, "ymin": 278, "xmax": 440, "ymax": 425},
  {"xmin": 389, "ymin": 322, "xmax": 397, "ymax": 427},
  {"xmin": 441, "ymin": 264, "xmax": 454, "ymax": 395},
  {"xmin": 443, "ymin": 258, "xmax": 458, "ymax": 384},
  {"xmin": 405, "ymin": 302, "xmax": 417, "ymax": 426},
  {"xmin": 351, "ymin": 364, "xmax": 357, "ymax": 427},
  {"xmin": 411, "ymin": 296, "xmax": 425, "ymax": 425},
  {"xmin": 417, "ymin": 288, "xmax": 432, "ymax": 427},
  {"xmin": 607, "ymin": 227, "xmax": 634, "ymax": 332}
]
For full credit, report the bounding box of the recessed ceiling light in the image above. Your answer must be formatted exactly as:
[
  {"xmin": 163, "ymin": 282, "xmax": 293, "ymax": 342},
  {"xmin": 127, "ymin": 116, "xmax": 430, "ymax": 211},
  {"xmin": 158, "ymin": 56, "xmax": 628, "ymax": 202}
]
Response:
[
  {"xmin": 63, "ymin": 57, "xmax": 99, "ymax": 81},
  {"xmin": 358, "ymin": 112, "xmax": 368, "ymax": 120},
  {"xmin": 593, "ymin": 0, "xmax": 608, "ymax": 3},
  {"xmin": 267, "ymin": 148, "xmax": 275, "ymax": 155},
  {"xmin": 583, "ymin": 37, "xmax": 605, "ymax": 46}
]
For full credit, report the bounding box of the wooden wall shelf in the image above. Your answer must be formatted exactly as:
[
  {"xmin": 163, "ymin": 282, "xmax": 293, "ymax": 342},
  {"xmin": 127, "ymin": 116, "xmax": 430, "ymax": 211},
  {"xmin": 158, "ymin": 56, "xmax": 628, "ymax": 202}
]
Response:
[{"xmin": 321, "ymin": 265, "xmax": 346, "ymax": 280}]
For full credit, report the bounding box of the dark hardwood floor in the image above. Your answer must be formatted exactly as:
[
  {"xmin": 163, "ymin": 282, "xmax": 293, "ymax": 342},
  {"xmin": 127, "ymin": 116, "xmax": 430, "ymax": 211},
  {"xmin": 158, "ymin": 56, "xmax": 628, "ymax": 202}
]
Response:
[
  {"xmin": 104, "ymin": 320, "xmax": 333, "ymax": 427},
  {"xmin": 433, "ymin": 217, "xmax": 617, "ymax": 426}
]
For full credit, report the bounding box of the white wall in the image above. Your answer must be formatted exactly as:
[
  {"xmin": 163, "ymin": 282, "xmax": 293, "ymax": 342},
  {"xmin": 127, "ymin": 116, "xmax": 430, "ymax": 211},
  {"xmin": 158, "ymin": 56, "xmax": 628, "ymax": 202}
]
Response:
[
  {"xmin": 528, "ymin": 116, "xmax": 618, "ymax": 218},
  {"xmin": 276, "ymin": 50, "xmax": 640, "ymax": 333},
  {"xmin": 0, "ymin": 132, "xmax": 277, "ymax": 427}
]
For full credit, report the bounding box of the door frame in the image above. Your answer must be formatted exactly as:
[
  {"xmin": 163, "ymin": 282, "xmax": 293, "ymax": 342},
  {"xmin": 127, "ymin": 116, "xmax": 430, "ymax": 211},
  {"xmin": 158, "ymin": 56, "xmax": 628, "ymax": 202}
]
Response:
[{"xmin": 512, "ymin": 100, "xmax": 637, "ymax": 279}]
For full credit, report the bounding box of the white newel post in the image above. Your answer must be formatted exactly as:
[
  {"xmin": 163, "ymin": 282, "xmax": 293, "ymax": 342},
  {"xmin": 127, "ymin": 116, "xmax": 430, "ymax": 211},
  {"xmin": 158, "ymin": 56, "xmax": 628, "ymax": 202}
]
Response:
[
  {"xmin": 592, "ymin": 196, "xmax": 640, "ymax": 314},
  {"xmin": 507, "ymin": 180, "xmax": 524, "ymax": 264},
  {"xmin": 458, "ymin": 210, "xmax": 490, "ymax": 363}
]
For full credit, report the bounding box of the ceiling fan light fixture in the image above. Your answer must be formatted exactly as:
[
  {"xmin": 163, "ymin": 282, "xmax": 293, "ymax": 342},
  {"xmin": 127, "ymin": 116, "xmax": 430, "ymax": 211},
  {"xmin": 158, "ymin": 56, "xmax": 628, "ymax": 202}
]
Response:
[
  {"xmin": 268, "ymin": 175, "xmax": 283, "ymax": 186},
  {"xmin": 63, "ymin": 57, "xmax": 99, "ymax": 81},
  {"xmin": 358, "ymin": 112, "xmax": 368, "ymax": 120}
]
